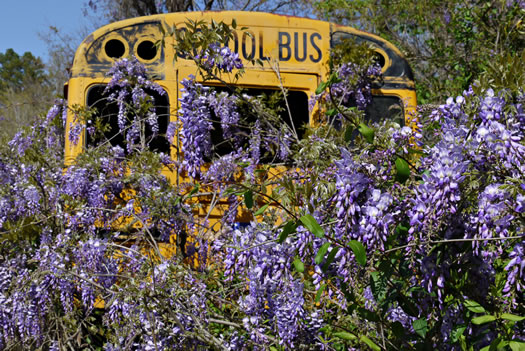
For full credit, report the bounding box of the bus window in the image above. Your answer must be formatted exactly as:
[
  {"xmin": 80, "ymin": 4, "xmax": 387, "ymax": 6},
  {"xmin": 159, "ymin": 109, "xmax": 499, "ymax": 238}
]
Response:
[
  {"xmin": 85, "ymin": 85, "xmax": 170, "ymax": 153},
  {"xmin": 366, "ymin": 95, "xmax": 404, "ymax": 125},
  {"xmin": 331, "ymin": 31, "xmax": 414, "ymax": 81},
  {"xmin": 206, "ymin": 87, "xmax": 310, "ymax": 158},
  {"xmin": 343, "ymin": 95, "xmax": 404, "ymax": 126}
]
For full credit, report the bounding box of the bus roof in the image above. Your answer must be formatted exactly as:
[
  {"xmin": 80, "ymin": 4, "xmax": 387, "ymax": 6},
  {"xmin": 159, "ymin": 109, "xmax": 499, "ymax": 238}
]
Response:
[{"xmin": 71, "ymin": 11, "xmax": 413, "ymax": 85}]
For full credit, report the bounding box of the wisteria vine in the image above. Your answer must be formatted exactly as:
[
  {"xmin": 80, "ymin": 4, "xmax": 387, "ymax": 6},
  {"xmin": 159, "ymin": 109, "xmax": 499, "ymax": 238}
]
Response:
[{"xmin": 0, "ymin": 22, "xmax": 523, "ymax": 351}]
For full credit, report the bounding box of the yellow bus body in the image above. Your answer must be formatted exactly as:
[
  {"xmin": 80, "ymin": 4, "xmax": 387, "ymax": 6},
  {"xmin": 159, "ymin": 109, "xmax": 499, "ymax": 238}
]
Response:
[
  {"xmin": 65, "ymin": 11, "xmax": 416, "ymax": 162},
  {"xmin": 64, "ymin": 11, "xmax": 417, "ymax": 246}
]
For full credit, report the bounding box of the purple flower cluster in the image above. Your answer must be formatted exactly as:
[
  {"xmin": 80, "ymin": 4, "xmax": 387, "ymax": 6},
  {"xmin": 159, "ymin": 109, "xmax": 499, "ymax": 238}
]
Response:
[
  {"xmin": 204, "ymin": 152, "xmax": 240, "ymax": 183},
  {"xmin": 178, "ymin": 74, "xmax": 291, "ymax": 179},
  {"xmin": 2, "ymin": 38, "xmax": 525, "ymax": 350},
  {"xmin": 178, "ymin": 76, "xmax": 214, "ymax": 178},
  {"xmin": 409, "ymin": 97, "xmax": 472, "ymax": 240},
  {"xmin": 332, "ymin": 149, "xmax": 395, "ymax": 251},
  {"xmin": 202, "ymin": 43, "xmax": 243, "ymax": 73},
  {"xmin": 104, "ymin": 56, "xmax": 166, "ymax": 152},
  {"xmin": 343, "ymin": 62, "xmax": 380, "ymax": 110},
  {"xmin": 209, "ymin": 91, "xmax": 241, "ymax": 144},
  {"xmin": 220, "ymin": 222, "xmax": 323, "ymax": 347},
  {"xmin": 471, "ymin": 184, "xmax": 514, "ymax": 252},
  {"xmin": 330, "ymin": 62, "xmax": 382, "ymax": 111},
  {"xmin": 504, "ymin": 242, "xmax": 524, "ymax": 296}
]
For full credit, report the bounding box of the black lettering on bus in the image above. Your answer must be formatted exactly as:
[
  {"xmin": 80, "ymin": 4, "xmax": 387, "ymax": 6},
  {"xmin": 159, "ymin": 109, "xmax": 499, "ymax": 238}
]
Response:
[
  {"xmin": 279, "ymin": 32, "xmax": 291, "ymax": 61},
  {"xmin": 309, "ymin": 33, "xmax": 322, "ymax": 63},
  {"xmin": 242, "ymin": 31, "xmax": 256, "ymax": 60},
  {"xmin": 259, "ymin": 32, "xmax": 270, "ymax": 61},
  {"xmin": 294, "ymin": 32, "xmax": 307, "ymax": 62},
  {"xmin": 226, "ymin": 31, "xmax": 239, "ymax": 54}
]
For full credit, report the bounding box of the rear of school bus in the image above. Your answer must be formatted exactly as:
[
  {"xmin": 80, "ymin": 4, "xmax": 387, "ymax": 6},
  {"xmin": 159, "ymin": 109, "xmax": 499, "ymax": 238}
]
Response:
[{"xmin": 63, "ymin": 11, "xmax": 416, "ymax": 241}]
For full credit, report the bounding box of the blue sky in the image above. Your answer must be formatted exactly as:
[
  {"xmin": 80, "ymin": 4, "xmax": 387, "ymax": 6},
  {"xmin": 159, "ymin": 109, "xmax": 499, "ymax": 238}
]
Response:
[{"xmin": 0, "ymin": 0, "xmax": 90, "ymax": 61}]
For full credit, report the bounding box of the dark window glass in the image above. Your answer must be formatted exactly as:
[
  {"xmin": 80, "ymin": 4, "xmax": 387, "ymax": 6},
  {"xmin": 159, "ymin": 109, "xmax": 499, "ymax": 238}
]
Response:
[
  {"xmin": 105, "ymin": 39, "xmax": 126, "ymax": 59},
  {"xmin": 342, "ymin": 95, "xmax": 404, "ymax": 126},
  {"xmin": 207, "ymin": 87, "xmax": 310, "ymax": 158},
  {"xmin": 365, "ymin": 95, "xmax": 404, "ymax": 125},
  {"xmin": 86, "ymin": 85, "xmax": 170, "ymax": 153}
]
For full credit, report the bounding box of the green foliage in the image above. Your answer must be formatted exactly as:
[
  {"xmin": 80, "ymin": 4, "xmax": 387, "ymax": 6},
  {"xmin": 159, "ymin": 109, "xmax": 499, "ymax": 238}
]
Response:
[
  {"xmin": 299, "ymin": 214, "xmax": 325, "ymax": 238},
  {"xmin": 314, "ymin": 0, "xmax": 525, "ymax": 103},
  {"xmin": 394, "ymin": 157, "xmax": 410, "ymax": 183},
  {"xmin": 358, "ymin": 123, "xmax": 375, "ymax": 144},
  {"xmin": 0, "ymin": 49, "xmax": 47, "ymax": 94},
  {"xmin": 347, "ymin": 240, "xmax": 366, "ymax": 266},
  {"xmin": 0, "ymin": 49, "xmax": 53, "ymax": 139},
  {"xmin": 2, "ymin": 15, "xmax": 525, "ymax": 351}
]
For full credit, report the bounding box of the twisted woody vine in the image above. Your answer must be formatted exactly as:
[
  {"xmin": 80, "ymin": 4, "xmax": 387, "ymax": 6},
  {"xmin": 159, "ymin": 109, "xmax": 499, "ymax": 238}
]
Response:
[{"xmin": 0, "ymin": 20, "xmax": 523, "ymax": 350}]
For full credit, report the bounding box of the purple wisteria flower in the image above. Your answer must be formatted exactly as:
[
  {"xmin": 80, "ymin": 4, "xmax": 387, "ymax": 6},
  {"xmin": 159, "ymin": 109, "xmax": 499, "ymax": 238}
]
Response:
[
  {"xmin": 503, "ymin": 243, "xmax": 524, "ymax": 296},
  {"xmin": 332, "ymin": 149, "xmax": 395, "ymax": 251},
  {"xmin": 178, "ymin": 76, "xmax": 213, "ymax": 178},
  {"xmin": 219, "ymin": 222, "xmax": 323, "ymax": 347},
  {"xmin": 103, "ymin": 56, "xmax": 166, "ymax": 152},
  {"xmin": 209, "ymin": 91, "xmax": 241, "ymax": 144},
  {"xmin": 202, "ymin": 43, "xmax": 243, "ymax": 73}
]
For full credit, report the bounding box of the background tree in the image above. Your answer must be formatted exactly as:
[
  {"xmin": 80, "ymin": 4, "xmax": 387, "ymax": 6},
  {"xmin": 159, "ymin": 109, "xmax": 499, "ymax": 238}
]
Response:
[
  {"xmin": 0, "ymin": 49, "xmax": 53, "ymax": 139},
  {"xmin": 314, "ymin": 0, "xmax": 525, "ymax": 103},
  {"xmin": 0, "ymin": 49, "xmax": 47, "ymax": 94},
  {"xmin": 84, "ymin": 0, "xmax": 310, "ymax": 22}
]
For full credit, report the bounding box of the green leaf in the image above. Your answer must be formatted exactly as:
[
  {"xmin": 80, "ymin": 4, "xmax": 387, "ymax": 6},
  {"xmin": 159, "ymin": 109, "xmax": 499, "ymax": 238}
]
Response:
[
  {"xmin": 278, "ymin": 221, "xmax": 297, "ymax": 244},
  {"xmin": 187, "ymin": 184, "xmax": 199, "ymax": 196},
  {"xmin": 398, "ymin": 294, "xmax": 419, "ymax": 317},
  {"xmin": 395, "ymin": 223, "xmax": 409, "ymax": 236},
  {"xmin": 489, "ymin": 338, "xmax": 508, "ymax": 350},
  {"xmin": 472, "ymin": 315, "xmax": 497, "ymax": 325},
  {"xmin": 347, "ymin": 240, "xmax": 366, "ymax": 266},
  {"xmin": 370, "ymin": 271, "xmax": 388, "ymax": 302},
  {"xmin": 293, "ymin": 257, "xmax": 304, "ymax": 273},
  {"xmin": 243, "ymin": 190, "xmax": 253, "ymax": 209},
  {"xmin": 501, "ymin": 313, "xmax": 525, "ymax": 322},
  {"xmin": 323, "ymin": 246, "xmax": 340, "ymax": 272},
  {"xmin": 327, "ymin": 72, "xmax": 341, "ymax": 84},
  {"xmin": 391, "ymin": 321, "xmax": 405, "ymax": 339},
  {"xmin": 395, "ymin": 157, "xmax": 410, "ymax": 183},
  {"xmin": 509, "ymin": 341, "xmax": 525, "ymax": 351},
  {"xmin": 315, "ymin": 284, "xmax": 326, "ymax": 303},
  {"xmin": 344, "ymin": 125, "xmax": 354, "ymax": 142},
  {"xmin": 300, "ymin": 214, "xmax": 325, "ymax": 238},
  {"xmin": 358, "ymin": 123, "xmax": 374, "ymax": 144},
  {"xmin": 464, "ymin": 300, "xmax": 486, "ymax": 314},
  {"xmin": 326, "ymin": 108, "xmax": 338, "ymax": 117},
  {"xmin": 450, "ymin": 324, "xmax": 466, "ymax": 343},
  {"xmin": 413, "ymin": 318, "xmax": 428, "ymax": 338},
  {"xmin": 360, "ymin": 335, "xmax": 381, "ymax": 351},
  {"xmin": 254, "ymin": 204, "xmax": 269, "ymax": 216},
  {"xmin": 333, "ymin": 331, "xmax": 357, "ymax": 340},
  {"xmin": 315, "ymin": 243, "xmax": 331, "ymax": 265},
  {"xmin": 357, "ymin": 307, "xmax": 380, "ymax": 322},
  {"xmin": 316, "ymin": 81, "xmax": 328, "ymax": 94},
  {"xmin": 231, "ymin": 19, "xmax": 237, "ymax": 29}
]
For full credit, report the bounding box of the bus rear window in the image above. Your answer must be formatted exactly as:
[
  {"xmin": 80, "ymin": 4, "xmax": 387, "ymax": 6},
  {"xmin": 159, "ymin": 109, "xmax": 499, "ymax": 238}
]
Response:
[
  {"xmin": 341, "ymin": 95, "xmax": 404, "ymax": 126},
  {"xmin": 207, "ymin": 87, "xmax": 310, "ymax": 159},
  {"xmin": 365, "ymin": 95, "xmax": 404, "ymax": 125},
  {"xmin": 86, "ymin": 85, "xmax": 170, "ymax": 153}
]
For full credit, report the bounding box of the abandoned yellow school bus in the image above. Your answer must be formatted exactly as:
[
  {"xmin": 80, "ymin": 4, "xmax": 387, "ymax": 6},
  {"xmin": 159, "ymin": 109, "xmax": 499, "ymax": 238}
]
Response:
[
  {"xmin": 64, "ymin": 10, "xmax": 416, "ymax": 162},
  {"xmin": 63, "ymin": 11, "xmax": 417, "ymax": 232}
]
